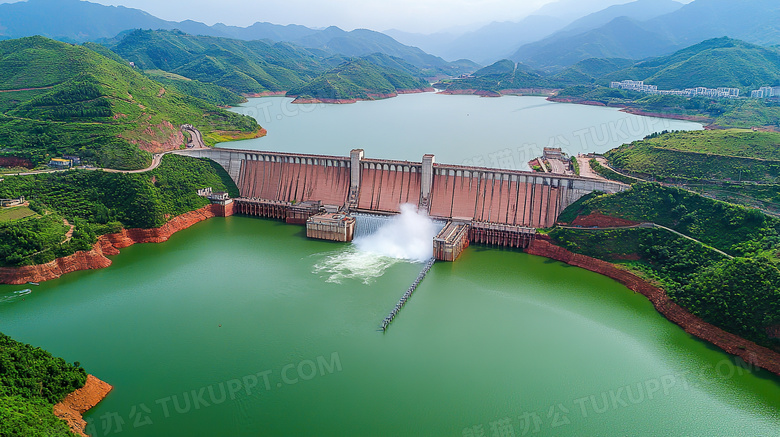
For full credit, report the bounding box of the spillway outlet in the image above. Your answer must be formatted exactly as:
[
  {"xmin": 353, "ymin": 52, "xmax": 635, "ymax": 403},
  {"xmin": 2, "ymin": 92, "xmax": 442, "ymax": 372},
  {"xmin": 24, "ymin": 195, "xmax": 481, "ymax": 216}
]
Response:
[{"xmin": 306, "ymin": 213, "xmax": 357, "ymax": 242}]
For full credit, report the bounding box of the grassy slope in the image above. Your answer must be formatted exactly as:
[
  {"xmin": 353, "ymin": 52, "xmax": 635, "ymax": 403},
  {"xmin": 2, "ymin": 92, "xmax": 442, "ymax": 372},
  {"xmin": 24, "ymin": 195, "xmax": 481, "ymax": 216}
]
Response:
[
  {"xmin": 0, "ymin": 36, "xmax": 259, "ymax": 170},
  {"xmin": 606, "ymin": 130, "xmax": 780, "ymax": 183},
  {"xmin": 286, "ymin": 58, "xmax": 430, "ymax": 100}
]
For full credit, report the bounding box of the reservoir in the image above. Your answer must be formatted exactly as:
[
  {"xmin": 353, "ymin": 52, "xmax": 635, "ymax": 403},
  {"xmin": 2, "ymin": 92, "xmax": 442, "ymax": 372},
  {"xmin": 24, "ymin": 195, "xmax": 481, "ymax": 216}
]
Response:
[
  {"xmin": 1, "ymin": 95, "xmax": 777, "ymax": 436},
  {"xmin": 0, "ymin": 217, "xmax": 778, "ymax": 436},
  {"xmin": 223, "ymin": 93, "xmax": 703, "ymax": 168}
]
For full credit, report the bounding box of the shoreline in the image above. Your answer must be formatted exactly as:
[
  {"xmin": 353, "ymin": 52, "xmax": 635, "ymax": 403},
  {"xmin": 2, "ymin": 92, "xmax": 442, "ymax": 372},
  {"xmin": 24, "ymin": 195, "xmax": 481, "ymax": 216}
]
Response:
[
  {"xmin": 289, "ymin": 87, "xmax": 434, "ymax": 105},
  {"xmin": 527, "ymin": 237, "xmax": 780, "ymax": 377},
  {"xmin": 547, "ymin": 96, "xmax": 714, "ymax": 125},
  {"xmin": 0, "ymin": 203, "xmax": 233, "ymax": 285},
  {"xmin": 438, "ymin": 88, "xmax": 557, "ymax": 97},
  {"xmin": 53, "ymin": 375, "xmax": 113, "ymax": 437},
  {"xmin": 4, "ymin": 202, "xmax": 779, "ymax": 377}
]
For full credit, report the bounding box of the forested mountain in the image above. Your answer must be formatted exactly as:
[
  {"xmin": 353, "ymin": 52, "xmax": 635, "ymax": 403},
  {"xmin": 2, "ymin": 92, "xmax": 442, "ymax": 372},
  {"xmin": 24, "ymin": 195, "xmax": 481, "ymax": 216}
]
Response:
[
  {"xmin": 105, "ymin": 30, "xmax": 332, "ymax": 95},
  {"xmin": 286, "ymin": 58, "xmax": 432, "ymax": 102},
  {"xmin": 511, "ymin": 0, "xmax": 780, "ymax": 69},
  {"xmin": 0, "ymin": 36, "xmax": 260, "ymax": 169},
  {"xmin": 559, "ymin": 38, "xmax": 780, "ymax": 92},
  {"xmin": 0, "ymin": 0, "xmax": 473, "ymax": 78}
]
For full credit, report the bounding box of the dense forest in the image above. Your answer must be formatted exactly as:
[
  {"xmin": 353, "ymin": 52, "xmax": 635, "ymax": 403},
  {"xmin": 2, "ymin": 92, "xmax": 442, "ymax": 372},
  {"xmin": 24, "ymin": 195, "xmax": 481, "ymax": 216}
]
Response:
[
  {"xmin": 0, "ymin": 155, "xmax": 238, "ymax": 266},
  {"xmin": 0, "ymin": 333, "xmax": 87, "ymax": 436}
]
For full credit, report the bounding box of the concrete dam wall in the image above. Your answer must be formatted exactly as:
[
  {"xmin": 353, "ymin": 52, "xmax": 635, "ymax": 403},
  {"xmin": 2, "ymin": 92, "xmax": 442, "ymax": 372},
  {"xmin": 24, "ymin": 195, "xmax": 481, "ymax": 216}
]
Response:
[{"xmin": 181, "ymin": 148, "xmax": 626, "ymax": 228}]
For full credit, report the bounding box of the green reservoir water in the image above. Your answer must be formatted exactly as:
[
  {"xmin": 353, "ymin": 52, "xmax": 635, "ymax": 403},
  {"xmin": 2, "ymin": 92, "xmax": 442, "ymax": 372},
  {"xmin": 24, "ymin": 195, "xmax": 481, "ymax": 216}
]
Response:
[
  {"xmin": 223, "ymin": 94, "xmax": 703, "ymax": 169},
  {"xmin": 1, "ymin": 217, "xmax": 778, "ymax": 436}
]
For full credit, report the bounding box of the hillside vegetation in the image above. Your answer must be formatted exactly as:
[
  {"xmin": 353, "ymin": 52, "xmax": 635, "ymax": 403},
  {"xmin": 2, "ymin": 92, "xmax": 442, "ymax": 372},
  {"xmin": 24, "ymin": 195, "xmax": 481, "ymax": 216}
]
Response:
[
  {"xmin": 0, "ymin": 332, "xmax": 87, "ymax": 436},
  {"xmin": 561, "ymin": 183, "xmax": 777, "ymax": 258},
  {"xmin": 144, "ymin": 70, "xmax": 245, "ymax": 107},
  {"xmin": 0, "ymin": 155, "xmax": 238, "ymax": 267},
  {"xmin": 553, "ymin": 183, "xmax": 780, "ymax": 351},
  {"xmin": 106, "ymin": 30, "xmax": 331, "ymax": 96},
  {"xmin": 600, "ymin": 38, "xmax": 780, "ymax": 92},
  {"xmin": 0, "ymin": 36, "xmax": 260, "ymax": 170},
  {"xmin": 286, "ymin": 58, "xmax": 431, "ymax": 101},
  {"xmin": 605, "ymin": 130, "xmax": 780, "ymax": 183}
]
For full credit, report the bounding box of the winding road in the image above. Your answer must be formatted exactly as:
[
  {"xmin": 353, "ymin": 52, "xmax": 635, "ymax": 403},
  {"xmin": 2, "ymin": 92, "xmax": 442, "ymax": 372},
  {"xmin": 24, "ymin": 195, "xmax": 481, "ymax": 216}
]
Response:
[{"xmin": 2, "ymin": 125, "xmax": 206, "ymax": 176}]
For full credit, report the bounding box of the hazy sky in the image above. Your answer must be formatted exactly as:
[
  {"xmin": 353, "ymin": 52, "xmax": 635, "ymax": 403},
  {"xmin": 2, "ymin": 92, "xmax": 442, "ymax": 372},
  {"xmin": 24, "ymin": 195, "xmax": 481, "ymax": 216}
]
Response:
[{"xmin": 2, "ymin": 0, "xmax": 692, "ymax": 33}]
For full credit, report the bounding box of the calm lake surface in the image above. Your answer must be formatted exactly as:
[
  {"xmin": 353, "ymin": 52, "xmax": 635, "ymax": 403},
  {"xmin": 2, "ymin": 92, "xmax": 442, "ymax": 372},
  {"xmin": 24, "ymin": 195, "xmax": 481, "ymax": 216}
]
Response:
[
  {"xmin": 2, "ymin": 96, "xmax": 777, "ymax": 436},
  {"xmin": 222, "ymin": 93, "xmax": 703, "ymax": 169},
  {"xmin": 0, "ymin": 218, "xmax": 778, "ymax": 436}
]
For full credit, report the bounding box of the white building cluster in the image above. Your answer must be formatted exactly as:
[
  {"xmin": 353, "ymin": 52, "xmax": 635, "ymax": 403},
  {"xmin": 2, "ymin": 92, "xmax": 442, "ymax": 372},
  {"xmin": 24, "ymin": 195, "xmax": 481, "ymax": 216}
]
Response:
[
  {"xmin": 610, "ymin": 80, "xmax": 740, "ymax": 99},
  {"xmin": 750, "ymin": 86, "xmax": 780, "ymax": 99}
]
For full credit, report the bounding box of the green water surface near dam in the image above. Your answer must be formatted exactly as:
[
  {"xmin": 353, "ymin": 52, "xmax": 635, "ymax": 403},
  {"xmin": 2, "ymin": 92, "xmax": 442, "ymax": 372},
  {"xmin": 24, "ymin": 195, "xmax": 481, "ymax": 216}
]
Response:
[{"xmin": 0, "ymin": 217, "xmax": 778, "ymax": 436}]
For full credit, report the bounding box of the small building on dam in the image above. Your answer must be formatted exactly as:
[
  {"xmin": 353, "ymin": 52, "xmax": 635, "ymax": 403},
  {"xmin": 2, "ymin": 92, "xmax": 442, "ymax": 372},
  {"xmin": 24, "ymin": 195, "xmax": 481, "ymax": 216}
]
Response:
[{"xmin": 184, "ymin": 148, "xmax": 627, "ymax": 261}]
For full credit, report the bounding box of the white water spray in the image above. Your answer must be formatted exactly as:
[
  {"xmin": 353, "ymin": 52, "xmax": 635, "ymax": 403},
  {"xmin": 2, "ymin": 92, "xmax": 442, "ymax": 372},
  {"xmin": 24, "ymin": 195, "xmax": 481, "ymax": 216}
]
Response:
[{"xmin": 313, "ymin": 204, "xmax": 443, "ymax": 284}]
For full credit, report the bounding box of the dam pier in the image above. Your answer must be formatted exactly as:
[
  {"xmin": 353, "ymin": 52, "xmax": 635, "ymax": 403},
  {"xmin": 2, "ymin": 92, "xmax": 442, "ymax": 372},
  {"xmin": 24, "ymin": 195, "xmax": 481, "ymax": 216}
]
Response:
[{"xmin": 184, "ymin": 148, "xmax": 626, "ymax": 261}]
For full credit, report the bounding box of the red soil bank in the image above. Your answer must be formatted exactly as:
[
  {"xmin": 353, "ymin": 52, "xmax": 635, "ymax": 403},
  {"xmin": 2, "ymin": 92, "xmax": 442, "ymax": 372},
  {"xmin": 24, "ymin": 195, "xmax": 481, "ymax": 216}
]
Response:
[
  {"xmin": 527, "ymin": 238, "xmax": 780, "ymax": 376},
  {"xmin": 571, "ymin": 212, "xmax": 640, "ymax": 227},
  {"xmin": 0, "ymin": 203, "xmax": 234, "ymax": 285},
  {"xmin": 53, "ymin": 375, "xmax": 113, "ymax": 437}
]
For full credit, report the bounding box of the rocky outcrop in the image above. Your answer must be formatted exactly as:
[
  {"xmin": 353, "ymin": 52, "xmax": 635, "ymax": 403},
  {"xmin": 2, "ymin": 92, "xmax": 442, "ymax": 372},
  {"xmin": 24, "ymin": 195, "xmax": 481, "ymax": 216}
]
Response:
[
  {"xmin": 527, "ymin": 239, "xmax": 780, "ymax": 376},
  {"xmin": 0, "ymin": 203, "xmax": 234, "ymax": 285},
  {"xmin": 53, "ymin": 375, "xmax": 113, "ymax": 437}
]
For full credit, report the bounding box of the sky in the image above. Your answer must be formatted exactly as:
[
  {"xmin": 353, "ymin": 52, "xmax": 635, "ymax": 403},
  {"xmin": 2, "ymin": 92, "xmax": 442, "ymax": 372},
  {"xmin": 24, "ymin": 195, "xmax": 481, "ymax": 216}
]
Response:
[{"xmin": 1, "ymin": 0, "xmax": 692, "ymax": 33}]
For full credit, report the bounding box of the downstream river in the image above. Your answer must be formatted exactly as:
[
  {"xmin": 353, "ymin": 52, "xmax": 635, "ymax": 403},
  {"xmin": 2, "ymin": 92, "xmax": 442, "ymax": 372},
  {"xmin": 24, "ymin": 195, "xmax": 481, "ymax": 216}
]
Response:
[
  {"xmin": 0, "ymin": 218, "xmax": 778, "ymax": 436},
  {"xmin": 1, "ymin": 96, "xmax": 777, "ymax": 436},
  {"xmin": 222, "ymin": 93, "xmax": 703, "ymax": 168}
]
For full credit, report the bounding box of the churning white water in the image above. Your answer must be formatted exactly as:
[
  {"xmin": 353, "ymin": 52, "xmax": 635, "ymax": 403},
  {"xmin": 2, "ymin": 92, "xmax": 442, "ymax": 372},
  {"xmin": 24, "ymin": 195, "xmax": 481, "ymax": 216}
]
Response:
[{"xmin": 313, "ymin": 204, "xmax": 443, "ymax": 284}]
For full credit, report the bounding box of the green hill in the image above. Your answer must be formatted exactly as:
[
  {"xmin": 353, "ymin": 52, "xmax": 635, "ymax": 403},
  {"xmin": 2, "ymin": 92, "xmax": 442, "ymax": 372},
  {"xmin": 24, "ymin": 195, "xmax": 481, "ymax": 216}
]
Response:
[
  {"xmin": 143, "ymin": 70, "xmax": 245, "ymax": 107},
  {"xmin": 106, "ymin": 29, "xmax": 332, "ymax": 96},
  {"xmin": 605, "ymin": 130, "xmax": 780, "ymax": 183},
  {"xmin": 286, "ymin": 58, "xmax": 431, "ymax": 102},
  {"xmin": 603, "ymin": 38, "xmax": 780, "ymax": 92},
  {"xmin": 0, "ymin": 36, "xmax": 259, "ymax": 170},
  {"xmin": 0, "ymin": 332, "xmax": 88, "ymax": 436},
  {"xmin": 434, "ymin": 59, "xmax": 564, "ymax": 95},
  {"xmin": 554, "ymin": 183, "xmax": 780, "ymax": 350}
]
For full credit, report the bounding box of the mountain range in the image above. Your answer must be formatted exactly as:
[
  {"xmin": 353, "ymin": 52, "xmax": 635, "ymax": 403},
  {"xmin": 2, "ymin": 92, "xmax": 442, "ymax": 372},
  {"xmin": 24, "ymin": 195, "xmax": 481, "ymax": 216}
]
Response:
[
  {"xmin": 387, "ymin": 0, "xmax": 684, "ymax": 64},
  {"xmin": 0, "ymin": 0, "xmax": 475, "ymax": 77},
  {"xmin": 511, "ymin": 0, "xmax": 780, "ymax": 69},
  {"xmin": 435, "ymin": 37, "xmax": 780, "ymax": 95}
]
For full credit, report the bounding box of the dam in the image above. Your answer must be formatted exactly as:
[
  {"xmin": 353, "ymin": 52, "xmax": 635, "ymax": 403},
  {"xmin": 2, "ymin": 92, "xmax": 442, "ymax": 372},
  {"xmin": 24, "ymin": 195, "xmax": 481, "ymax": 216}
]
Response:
[{"xmin": 182, "ymin": 148, "xmax": 626, "ymax": 260}]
